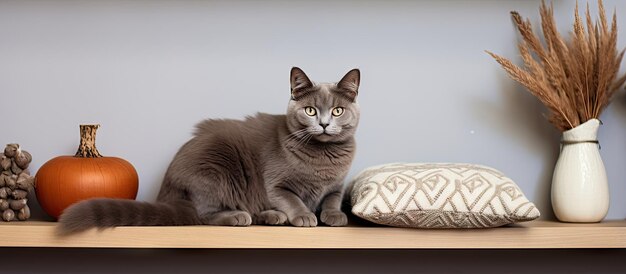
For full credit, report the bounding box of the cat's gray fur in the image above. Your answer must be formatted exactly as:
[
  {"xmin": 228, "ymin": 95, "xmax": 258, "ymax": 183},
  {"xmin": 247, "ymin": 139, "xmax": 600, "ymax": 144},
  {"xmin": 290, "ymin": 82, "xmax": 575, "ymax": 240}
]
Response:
[{"xmin": 58, "ymin": 67, "xmax": 360, "ymax": 233}]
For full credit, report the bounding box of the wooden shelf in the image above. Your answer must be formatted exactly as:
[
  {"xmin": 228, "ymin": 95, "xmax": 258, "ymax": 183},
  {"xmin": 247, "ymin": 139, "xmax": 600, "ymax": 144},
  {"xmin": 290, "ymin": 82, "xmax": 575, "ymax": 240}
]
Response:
[{"xmin": 1, "ymin": 220, "xmax": 625, "ymax": 249}]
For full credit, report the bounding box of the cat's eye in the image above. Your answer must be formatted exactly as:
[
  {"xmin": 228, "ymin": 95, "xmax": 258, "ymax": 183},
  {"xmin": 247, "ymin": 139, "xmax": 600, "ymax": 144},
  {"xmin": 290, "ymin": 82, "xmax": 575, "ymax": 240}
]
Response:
[
  {"xmin": 304, "ymin": 107, "xmax": 317, "ymax": 116},
  {"xmin": 332, "ymin": 107, "xmax": 344, "ymax": 117}
]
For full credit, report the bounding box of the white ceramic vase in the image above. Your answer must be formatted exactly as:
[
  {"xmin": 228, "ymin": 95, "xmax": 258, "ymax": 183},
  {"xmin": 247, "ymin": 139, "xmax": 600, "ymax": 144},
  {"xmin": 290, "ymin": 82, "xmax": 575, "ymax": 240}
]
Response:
[{"xmin": 551, "ymin": 118, "xmax": 609, "ymax": 222}]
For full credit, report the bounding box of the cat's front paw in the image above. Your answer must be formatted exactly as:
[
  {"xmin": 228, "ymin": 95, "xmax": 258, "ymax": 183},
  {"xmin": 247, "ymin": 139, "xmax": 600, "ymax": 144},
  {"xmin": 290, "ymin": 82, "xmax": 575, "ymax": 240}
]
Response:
[
  {"xmin": 257, "ymin": 210, "xmax": 288, "ymax": 225},
  {"xmin": 289, "ymin": 212, "xmax": 317, "ymax": 227},
  {"xmin": 321, "ymin": 210, "xmax": 347, "ymax": 227}
]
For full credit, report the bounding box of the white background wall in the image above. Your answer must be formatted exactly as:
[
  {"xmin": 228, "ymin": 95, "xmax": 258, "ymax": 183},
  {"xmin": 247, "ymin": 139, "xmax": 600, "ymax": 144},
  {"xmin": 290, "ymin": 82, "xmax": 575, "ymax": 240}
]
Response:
[{"xmin": 1, "ymin": 0, "xmax": 625, "ymax": 221}]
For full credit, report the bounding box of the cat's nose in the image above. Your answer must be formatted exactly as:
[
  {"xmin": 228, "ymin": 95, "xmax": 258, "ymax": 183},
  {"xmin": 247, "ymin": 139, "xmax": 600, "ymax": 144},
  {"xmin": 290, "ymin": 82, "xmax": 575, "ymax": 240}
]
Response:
[{"xmin": 319, "ymin": 123, "xmax": 329, "ymax": 129}]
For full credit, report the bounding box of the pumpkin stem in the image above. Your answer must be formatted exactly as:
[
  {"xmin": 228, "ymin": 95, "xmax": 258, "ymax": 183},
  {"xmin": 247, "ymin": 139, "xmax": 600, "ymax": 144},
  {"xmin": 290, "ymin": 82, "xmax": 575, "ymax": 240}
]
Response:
[{"xmin": 75, "ymin": 124, "xmax": 103, "ymax": 158}]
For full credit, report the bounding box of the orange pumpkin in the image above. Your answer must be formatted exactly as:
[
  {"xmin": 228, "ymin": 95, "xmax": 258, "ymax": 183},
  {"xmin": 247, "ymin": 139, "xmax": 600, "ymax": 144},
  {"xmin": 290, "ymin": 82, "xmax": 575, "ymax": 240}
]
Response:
[{"xmin": 35, "ymin": 124, "xmax": 138, "ymax": 219}]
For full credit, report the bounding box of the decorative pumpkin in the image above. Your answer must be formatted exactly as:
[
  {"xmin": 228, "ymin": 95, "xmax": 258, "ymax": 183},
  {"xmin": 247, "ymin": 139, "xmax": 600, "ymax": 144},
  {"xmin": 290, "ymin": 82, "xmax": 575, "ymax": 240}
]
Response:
[{"xmin": 36, "ymin": 124, "xmax": 138, "ymax": 219}]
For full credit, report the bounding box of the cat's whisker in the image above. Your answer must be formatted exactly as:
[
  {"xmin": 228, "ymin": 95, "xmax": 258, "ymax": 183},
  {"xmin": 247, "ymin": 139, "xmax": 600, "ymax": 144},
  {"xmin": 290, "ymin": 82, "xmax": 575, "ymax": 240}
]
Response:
[
  {"xmin": 284, "ymin": 132, "xmax": 305, "ymax": 143},
  {"xmin": 287, "ymin": 132, "xmax": 305, "ymax": 149},
  {"xmin": 283, "ymin": 128, "xmax": 312, "ymax": 148},
  {"xmin": 283, "ymin": 134, "xmax": 305, "ymax": 147},
  {"xmin": 293, "ymin": 132, "xmax": 313, "ymax": 151},
  {"xmin": 287, "ymin": 136, "xmax": 304, "ymax": 149},
  {"xmin": 293, "ymin": 135, "xmax": 312, "ymax": 151},
  {"xmin": 283, "ymin": 128, "xmax": 308, "ymax": 143},
  {"xmin": 304, "ymin": 133, "xmax": 313, "ymax": 146}
]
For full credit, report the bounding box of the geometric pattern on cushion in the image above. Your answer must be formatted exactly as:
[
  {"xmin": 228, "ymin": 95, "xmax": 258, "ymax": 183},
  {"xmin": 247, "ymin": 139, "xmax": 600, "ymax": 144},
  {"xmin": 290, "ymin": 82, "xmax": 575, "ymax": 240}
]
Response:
[{"xmin": 349, "ymin": 163, "xmax": 540, "ymax": 228}]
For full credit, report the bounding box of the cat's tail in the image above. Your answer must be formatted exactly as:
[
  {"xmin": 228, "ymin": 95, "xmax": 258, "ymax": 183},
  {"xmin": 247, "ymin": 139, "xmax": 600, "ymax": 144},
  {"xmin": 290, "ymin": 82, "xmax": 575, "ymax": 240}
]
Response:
[{"xmin": 57, "ymin": 198, "xmax": 200, "ymax": 235}]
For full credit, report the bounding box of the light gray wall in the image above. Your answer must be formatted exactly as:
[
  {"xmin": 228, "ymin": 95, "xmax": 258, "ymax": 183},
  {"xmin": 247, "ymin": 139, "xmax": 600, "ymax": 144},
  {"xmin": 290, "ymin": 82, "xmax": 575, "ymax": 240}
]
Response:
[{"xmin": 1, "ymin": 0, "xmax": 625, "ymax": 221}]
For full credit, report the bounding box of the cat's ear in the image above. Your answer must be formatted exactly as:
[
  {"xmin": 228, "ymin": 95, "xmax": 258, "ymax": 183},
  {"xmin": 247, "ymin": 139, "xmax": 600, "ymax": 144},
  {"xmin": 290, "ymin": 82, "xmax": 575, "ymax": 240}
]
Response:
[
  {"xmin": 290, "ymin": 67, "xmax": 313, "ymax": 100},
  {"xmin": 336, "ymin": 68, "xmax": 360, "ymax": 101}
]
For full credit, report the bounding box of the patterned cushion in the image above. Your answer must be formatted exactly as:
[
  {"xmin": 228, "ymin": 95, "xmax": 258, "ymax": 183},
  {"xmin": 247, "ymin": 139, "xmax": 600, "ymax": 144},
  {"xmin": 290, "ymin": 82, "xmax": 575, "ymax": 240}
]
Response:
[{"xmin": 349, "ymin": 163, "xmax": 540, "ymax": 228}]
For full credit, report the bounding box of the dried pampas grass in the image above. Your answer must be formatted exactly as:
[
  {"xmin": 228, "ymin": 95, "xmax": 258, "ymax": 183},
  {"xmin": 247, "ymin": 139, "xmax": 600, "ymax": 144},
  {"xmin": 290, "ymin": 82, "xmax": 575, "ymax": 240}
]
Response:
[{"xmin": 487, "ymin": 0, "xmax": 626, "ymax": 131}]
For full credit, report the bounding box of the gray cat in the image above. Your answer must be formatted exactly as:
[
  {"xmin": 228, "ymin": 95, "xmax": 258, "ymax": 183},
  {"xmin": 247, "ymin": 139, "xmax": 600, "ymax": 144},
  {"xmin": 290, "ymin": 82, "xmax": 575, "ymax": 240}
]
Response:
[{"xmin": 58, "ymin": 67, "xmax": 360, "ymax": 233}]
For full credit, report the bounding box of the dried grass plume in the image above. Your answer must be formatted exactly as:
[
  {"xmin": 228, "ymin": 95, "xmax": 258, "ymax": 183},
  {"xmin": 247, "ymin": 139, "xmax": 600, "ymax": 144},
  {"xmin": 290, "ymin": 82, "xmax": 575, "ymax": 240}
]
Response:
[{"xmin": 487, "ymin": 0, "xmax": 626, "ymax": 131}]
